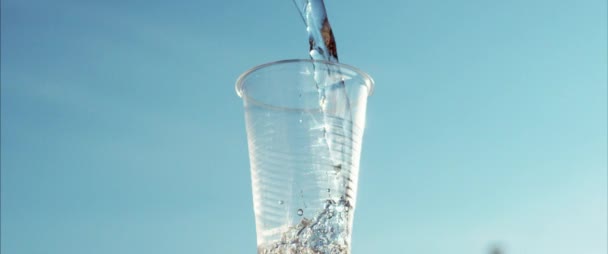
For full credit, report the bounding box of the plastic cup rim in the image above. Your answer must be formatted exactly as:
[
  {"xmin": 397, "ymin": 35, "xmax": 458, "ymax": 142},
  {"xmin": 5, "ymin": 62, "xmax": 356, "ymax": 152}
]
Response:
[{"xmin": 235, "ymin": 59, "xmax": 375, "ymax": 99}]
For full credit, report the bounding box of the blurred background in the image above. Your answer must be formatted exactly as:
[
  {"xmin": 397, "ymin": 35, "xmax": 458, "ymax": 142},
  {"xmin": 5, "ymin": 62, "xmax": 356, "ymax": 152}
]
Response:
[{"xmin": 1, "ymin": 0, "xmax": 606, "ymax": 253}]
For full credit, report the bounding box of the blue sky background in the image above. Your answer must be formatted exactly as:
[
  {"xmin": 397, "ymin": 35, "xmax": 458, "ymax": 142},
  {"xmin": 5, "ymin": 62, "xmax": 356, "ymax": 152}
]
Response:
[{"xmin": 1, "ymin": 0, "xmax": 606, "ymax": 253}]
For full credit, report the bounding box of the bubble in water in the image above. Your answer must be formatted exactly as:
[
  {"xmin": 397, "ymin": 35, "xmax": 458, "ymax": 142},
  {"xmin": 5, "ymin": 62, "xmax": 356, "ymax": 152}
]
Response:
[
  {"xmin": 328, "ymin": 210, "xmax": 335, "ymax": 218},
  {"xmin": 334, "ymin": 164, "xmax": 342, "ymax": 174},
  {"xmin": 299, "ymin": 119, "xmax": 303, "ymax": 123},
  {"xmin": 278, "ymin": 200, "xmax": 284, "ymax": 205},
  {"xmin": 324, "ymin": 199, "xmax": 335, "ymax": 209},
  {"xmin": 297, "ymin": 209, "xmax": 304, "ymax": 216},
  {"xmin": 335, "ymin": 205, "xmax": 344, "ymax": 212},
  {"xmin": 320, "ymin": 95, "xmax": 327, "ymax": 109}
]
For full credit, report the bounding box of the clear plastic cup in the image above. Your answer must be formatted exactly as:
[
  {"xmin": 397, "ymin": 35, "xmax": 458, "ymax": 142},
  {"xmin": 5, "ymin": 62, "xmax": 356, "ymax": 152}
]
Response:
[{"xmin": 236, "ymin": 59, "xmax": 374, "ymax": 253}]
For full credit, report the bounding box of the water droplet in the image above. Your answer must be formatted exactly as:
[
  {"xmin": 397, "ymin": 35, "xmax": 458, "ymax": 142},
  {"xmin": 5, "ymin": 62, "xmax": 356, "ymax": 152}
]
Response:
[
  {"xmin": 297, "ymin": 209, "xmax": 304, "ymax": 216},
  {"xmin": 278, "ymin": 200, "xmax": 284, "ymax": 205}
]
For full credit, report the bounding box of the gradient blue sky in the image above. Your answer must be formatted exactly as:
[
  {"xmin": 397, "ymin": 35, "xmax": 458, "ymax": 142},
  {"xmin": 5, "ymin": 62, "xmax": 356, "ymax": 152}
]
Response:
[{"xmin": 1, "ymin": 0, "xmax": 606, "ymax": 253}]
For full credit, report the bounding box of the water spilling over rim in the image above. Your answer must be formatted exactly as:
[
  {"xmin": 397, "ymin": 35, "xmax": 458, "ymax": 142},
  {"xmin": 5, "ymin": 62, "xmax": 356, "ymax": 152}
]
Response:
[{"xmin": 235, "ymin": 59, "xmax": 375, "ymax": 100}]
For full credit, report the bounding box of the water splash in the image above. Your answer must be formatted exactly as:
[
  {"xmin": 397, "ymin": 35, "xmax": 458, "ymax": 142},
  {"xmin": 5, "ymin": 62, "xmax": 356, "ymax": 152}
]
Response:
[{"xmin": 259, "ymin": 197, "xmax": 353, "ymax": 254}]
